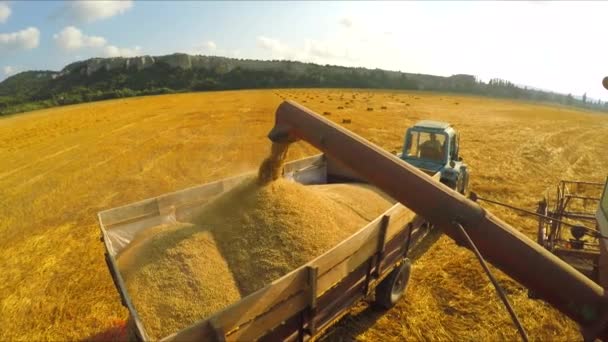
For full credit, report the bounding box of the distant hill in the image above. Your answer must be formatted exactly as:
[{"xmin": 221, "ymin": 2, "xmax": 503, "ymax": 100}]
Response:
[{"xmin": 1, "ymin": 53, "xmax": 606, "ymax": 115}]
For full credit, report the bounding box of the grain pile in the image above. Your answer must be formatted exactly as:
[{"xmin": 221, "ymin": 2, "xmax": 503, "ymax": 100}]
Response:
[
  {"xmin": 117, "ymin": 168, "xmax": 394, "ymax": 339},
  {"xmin": 117, "ymin": 224, "xmax": 241, "ymax": 339},
  {"xmin": 196, "ymin": 178, "xmax": 392, "ymax": 295},
  {"xmin": 257, "ymin": 142, "xmax": 289, "ymax": 184}
]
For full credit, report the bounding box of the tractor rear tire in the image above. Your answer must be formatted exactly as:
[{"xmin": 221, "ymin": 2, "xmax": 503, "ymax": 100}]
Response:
[{"xmin": 374, "ymin": 259, "xmax": 411, "ymax": 310}]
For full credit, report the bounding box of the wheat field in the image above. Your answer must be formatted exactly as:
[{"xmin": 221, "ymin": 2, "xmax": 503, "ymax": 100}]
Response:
[{"xmin": 0, "ymin": 89, "xmax": 607, "ymax": 341}]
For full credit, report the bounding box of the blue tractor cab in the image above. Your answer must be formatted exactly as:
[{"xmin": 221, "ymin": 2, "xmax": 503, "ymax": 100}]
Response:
[{"xmin": 400, "ymin": 120, "xmax": 469, "ymax": 194}]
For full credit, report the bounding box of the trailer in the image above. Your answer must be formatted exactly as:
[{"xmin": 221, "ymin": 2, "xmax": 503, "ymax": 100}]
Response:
[{"xmin": 98, "ymin": 153, "xmax": 442, "ymax": 341}]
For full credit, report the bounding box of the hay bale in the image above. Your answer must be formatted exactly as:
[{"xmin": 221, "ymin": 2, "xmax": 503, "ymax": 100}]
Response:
[
  {"xmin": 323, "ymin": 111, "xmax": 331, "ymax": 116},
  {"xmin": 367, "ymin": 107, "xmax": 373, "ymax": 111},
  {"xmin": 337, "ymin": 106, "xmax": 344, "ymax": 110},
  {"xmin": 381, "ymin": 106, "xmax": 387, "ymax": 110},
  {"xmin": 342, "ymin": 118, "xmax": 352, "ymax": 124}
]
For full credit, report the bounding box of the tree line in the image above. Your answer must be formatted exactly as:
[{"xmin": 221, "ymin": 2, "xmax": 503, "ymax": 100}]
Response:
[{"xmin": 0, "ymin": 57, "xmax": 606, "ymax": 116}]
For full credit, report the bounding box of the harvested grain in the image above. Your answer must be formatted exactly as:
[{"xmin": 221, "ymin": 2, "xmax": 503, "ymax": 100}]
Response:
[
  {"xmin": 196, "ymin": 178, "xmax": 393, "ymax": 295},
  {"xmin": 258, "ymin": 142, "xmax": 288, "ymax": 184},
  {"xmin": 117, "ymin": 177, "xmax": 394, "ymax": 339},
  {"xmin": 117, "ymin": 224, "xmax": 241, "ymax": 340},
  {"xmin": 310, "ymin": 183, "xmax": 394, "ymax": 222}
]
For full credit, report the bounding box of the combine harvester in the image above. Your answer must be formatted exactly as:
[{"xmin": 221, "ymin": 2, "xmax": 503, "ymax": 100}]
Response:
[
  {"xmin": 471, "ymin": 180, "xmax": 605, "ymax": 285},
  {"xmin": 99, "ymin": 101, "xmax": 608, "ymax": 341}
]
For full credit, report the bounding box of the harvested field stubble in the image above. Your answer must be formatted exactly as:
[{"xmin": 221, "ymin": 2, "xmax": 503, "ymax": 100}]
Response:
[{"xmin": 1, "ymin": 89, "xmax": 607, "ymax": 341}]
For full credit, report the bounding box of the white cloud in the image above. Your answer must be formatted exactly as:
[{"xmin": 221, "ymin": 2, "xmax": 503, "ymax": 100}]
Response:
[
  {"xmin": 0, "ymin": 2, "xmax": 11, "ymax": 23},
  {"xmin": 103, "ymin": 45, "xmax": 141, "ymax": 57},
  {"xmin": 53, "ymin": 26, "xmax": 106, "ymax": 50},
  {"xmin": 205, "ymin": 41, "xmax": 217, "ymax": 52},
  {"xmin": 189, "ymin": 41, "xmax": 236, "ymax": 57},
  {"xmin": 304, "ymin": 39, "xmax": 351, "ymax": 60},
  {"xmin": 3, "ymin": 65, "xmax": 14, "ymax": 76},
  {"xmin": 0, "ymin": 27, "xmax": 40, "ymax": 51},
  {"xmin": 53, "ymin": 26, "xmax": 141, "ymax": 58},
  {"xmin": 257, "ymin": 36, "xmax": 288, "ymax": 55},
  {"xmin": 64, "ymin": 0, "xmax": 133, "ymax": 23},
  {"xmin": 256, "ymin": 35, "xmax": 356, "ymax": 64},
  {"xmin": 338, "ymin": 17, "xmax": 353, "ymax": 28}
]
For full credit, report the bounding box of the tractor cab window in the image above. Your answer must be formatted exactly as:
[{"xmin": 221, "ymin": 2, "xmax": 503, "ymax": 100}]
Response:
[{"xmin": 405, "ymin": 131, "xmax": 446, "ymax": 162}]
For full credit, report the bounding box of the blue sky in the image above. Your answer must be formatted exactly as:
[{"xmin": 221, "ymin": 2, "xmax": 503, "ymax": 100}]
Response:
[{"xmin": 1, "ymin": 1, "xmax": 608, "ymax": 100}]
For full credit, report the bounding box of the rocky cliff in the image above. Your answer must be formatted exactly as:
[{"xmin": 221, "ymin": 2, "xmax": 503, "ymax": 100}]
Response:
[{"xmin": 60, "ymin": 53, "xmax": 241, "ymax": 76}]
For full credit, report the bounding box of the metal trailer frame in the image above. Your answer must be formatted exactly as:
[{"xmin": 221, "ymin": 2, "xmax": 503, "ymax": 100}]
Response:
[
  {"xmin": 537, "ymin": 180, "xmax": 603, "ymax": 282},
  {"xmin": 98, "ymin": 154, "xmax": 441, "ymax": 341}
]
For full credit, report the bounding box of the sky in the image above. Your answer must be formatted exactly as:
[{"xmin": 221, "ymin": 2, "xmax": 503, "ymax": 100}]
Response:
[{"xmin": 1, "ymin": 1, "xmax": 607, "ymax": 100}]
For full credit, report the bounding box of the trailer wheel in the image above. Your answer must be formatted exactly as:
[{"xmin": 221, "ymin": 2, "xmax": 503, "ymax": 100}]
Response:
[
  {"xmin": 126, "ymin": 317, "xmax": 140, "ymax": 342},
  {"xmin": 374, "ymin": 259, "xmax": 411, "ymax": 309}
]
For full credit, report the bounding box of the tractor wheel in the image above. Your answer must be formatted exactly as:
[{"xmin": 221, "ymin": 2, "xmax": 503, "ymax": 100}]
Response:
[
  {"xmin": 374, "ymin": 259, "xmax": 411, "ymax": 310},
  {"xmin": 441, "ymin": 179, "xmax": 457, "ymax": 191}
]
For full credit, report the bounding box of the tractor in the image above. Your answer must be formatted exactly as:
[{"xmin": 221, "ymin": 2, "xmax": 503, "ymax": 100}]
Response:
[{"xmin": 400, "ymin": 120, "xmax": 469, "ymax": 194}]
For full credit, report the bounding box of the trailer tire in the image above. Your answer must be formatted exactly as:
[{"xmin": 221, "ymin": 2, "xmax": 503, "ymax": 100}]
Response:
[
  {"xmin": 374, "ymin": 258, "xmax": 411, "ymax": 310},
  {"xmin": 126, "ymin": 317, "xmax": 140, "ymax": 342}
]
